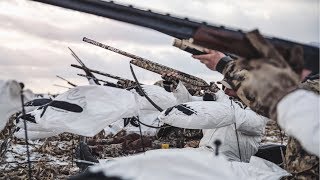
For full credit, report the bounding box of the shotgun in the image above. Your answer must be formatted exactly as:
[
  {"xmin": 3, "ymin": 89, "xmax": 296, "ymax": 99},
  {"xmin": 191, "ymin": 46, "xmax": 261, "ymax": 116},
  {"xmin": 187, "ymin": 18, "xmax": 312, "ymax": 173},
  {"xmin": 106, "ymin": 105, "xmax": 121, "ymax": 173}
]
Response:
[
  {"xmin": 77, "ymin": 73, "xmax": 124, "ymax": 88},
  {"xmin": 83, "ymin": 37, "xmax": 209, "ymax": 87},
  {"xmin": 53, "ymin": 84, "xmax": 72, "ymax": 89},
  {"xmin": 68, "ymin": 47, "xmax": 101, "ymax": 85},
  {"xmin": 71, "ymin": 64, "xmax": 137, "ymax": 88},
  {"xmin": 31, "ymin": 0, "xmax": 319, "ymax": 73}
]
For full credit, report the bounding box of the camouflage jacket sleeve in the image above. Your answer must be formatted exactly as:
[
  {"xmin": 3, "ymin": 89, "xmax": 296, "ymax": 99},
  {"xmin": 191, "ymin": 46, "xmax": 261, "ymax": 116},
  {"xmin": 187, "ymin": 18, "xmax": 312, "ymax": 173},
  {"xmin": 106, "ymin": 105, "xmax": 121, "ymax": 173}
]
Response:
[
  {"xmin": 216, "ymin": 58, "xmax": 257, "ymax": 115},
  {"xmin": 216, "ymin": 56, "xmax": 234, "ymax": 75},
  {"xmin": 214, "ymin": 29, "xmax": 305, "ymax": 119},
  {"xmin": 216, "ymin": 57, "xmax": 249, "ymax": 95}
]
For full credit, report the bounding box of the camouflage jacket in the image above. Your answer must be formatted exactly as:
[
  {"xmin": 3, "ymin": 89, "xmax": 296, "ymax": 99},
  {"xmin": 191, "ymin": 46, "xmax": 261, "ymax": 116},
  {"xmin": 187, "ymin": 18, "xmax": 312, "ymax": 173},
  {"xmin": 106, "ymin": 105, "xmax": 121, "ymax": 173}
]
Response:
[
  {"xmin": 216, "ymin": 31, "xmax": 304, "ymax": 119},
  {"xmin": 216, "ymin": 37, "xmax": 319, "ymax": 179},
  {"xmin": 284, "ymin": 137, "xmax": 319, "ymax": 180},
  {"xmin": 219, "ymin": 61, "xmax": 319, "ymax": 180},
  {"xmin": 284, "ymin": 79, "xmax": 319, "ymax": 180}
]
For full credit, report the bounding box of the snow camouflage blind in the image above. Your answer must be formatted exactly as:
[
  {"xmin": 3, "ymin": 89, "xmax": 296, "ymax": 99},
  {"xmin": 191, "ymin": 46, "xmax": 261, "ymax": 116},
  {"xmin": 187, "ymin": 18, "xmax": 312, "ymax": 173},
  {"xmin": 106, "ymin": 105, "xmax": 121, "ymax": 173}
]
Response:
[
  {"xmin": 22, "ymin": 85, "xmax": 176, "ymax": 137},
  {"xmin": 0, "ymin": 80, "xmax": 22, "ymax": 131},
  {"xmin": 30, "ymin": 86, "xmax": 139, "ymax": 137}
]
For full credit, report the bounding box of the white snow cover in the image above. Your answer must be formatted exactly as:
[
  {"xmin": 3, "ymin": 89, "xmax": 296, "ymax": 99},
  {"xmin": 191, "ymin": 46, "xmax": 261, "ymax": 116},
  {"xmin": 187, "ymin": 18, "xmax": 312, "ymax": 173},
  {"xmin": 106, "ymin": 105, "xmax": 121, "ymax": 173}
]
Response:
[
  {"xmin": 277, "ymin": 89, "xmax": 320, "ymax": 156},
  {"xmin": 198, "ymin": 100, "xmax": 268, "ymax": 162},
  {"xmin": 0, "ymin": 79, "xmax": 37, "ymax": 132},
  {"xmin": 15, "ymin": 117, "xmax": 60, "ymax": 140},
  {"xmin": 125, "ymin": 110, "xmax": 162, "ymax": 136},
  {"xmin": 134, "ymin": 85, "xmax": 177, "ymax": 111},
  {"xmin": 104, "ymin": 120, "xmax": 124, "ymax": 135},
  {"xmin": 14, "ymin": 98, "xmax": 56, "ymax": 140},
  {"xmin": 0, "ymin": 80, "xmax": 22, "ymax": 131},
  {"xmin": 16, "ymin": 120, "xmax": 52, "ymax": 132},
  {"xmin": 230, "ymin": 155, "xmax": 290, "ymax": 179},
  {"xmin": 90, "ymin": 148, "xmax": 239, "ymax": 180},
  {"xmin": 158, "ymin": 101, "xmax": 234, "ymax": 129},
  {"xmin": 14, "ymin": 128, "xmax": 59, "ymax": 140},
  {"xmin": 89, "ymin": 148, "xmax": 289, "ymax": 180},
  {"xmin": 104, "ymin": 110, "xmax": 162, "ymax": 136},
  {"xmin": 28, "ymin": 85, "xmax": 176, "ymax": 137},
  {"xmin": 159, "ymin": 83, "xmax": 235, "ymax": 129},
  {"xmin": 159, "ymin": 82, "xmax": 268, "ymax": 162},
  {"xmin": 34, "ymin": 85, "xmax": 139, "ymax": 136},
  {"xmin": 172, "ymin": 82, "xmax": 203, "ymax": 104}
]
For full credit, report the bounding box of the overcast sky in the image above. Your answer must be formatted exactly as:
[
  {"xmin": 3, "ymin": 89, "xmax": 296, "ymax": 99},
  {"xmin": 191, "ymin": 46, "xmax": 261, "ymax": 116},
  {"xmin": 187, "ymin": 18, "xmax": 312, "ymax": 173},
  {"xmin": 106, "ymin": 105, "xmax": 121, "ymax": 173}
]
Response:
[{"xmin": 0, "ymin": 0, "xmax": 318, "ymax": 94}]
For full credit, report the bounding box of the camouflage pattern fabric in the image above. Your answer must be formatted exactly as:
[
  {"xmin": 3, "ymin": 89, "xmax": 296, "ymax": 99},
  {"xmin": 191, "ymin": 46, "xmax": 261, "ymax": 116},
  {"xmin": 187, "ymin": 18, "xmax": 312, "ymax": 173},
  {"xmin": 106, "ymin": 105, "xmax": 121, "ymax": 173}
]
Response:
[
  {"xmin": 155, "ymin": 79, "xmax": 203, "ymax": 96},
  {"xmin": 284, "ymin": 137, "xmax": 319, "ymax": 180},
  {"xmin": 153, "ymin": 80, "xmax": 164, "ymax": 88},
  {"xmin": 0, "ymin": 114, "xmax": 17, "ymax": 159},
  {"xmin": 0, "ymin": 114, "xmax": 17, "ymax": 140},
  {"xmin": 160, "ymin": 72, "xmax": 218, "ymax": 96},
  {"xmin": 156, "ymin": 126, "xmax": 203, "ymax": 148},
  {"xmin": 221, "ymin": 30, "xmax": 301, "ymax": 119},
  {"xmin": 185, "ymin": 85, "xmax": 203, "ymax": 96},
  {"xmin": 117, "ymin": 80, "xmax": 137, "ymax": 89},
  {"xmin": 219, "ymin": 31, "xmax": 318, "ymax": 179},
  {"xmin": 284, "ymin": 79, "xmax": 319, "ymax": 180},
  {"xmin": 130, "ymin": 59, "xmax": 209, "ymax": 87},
  {"xmin": 206, "ymin": 82, "xmax": 220, "ymax": 93},
  {"xmin": 160, "ymin": 73, "xmax": 180, "ymax": 92},
  {"xmin": 299, "ymin": 79, "xmax": 319, "ymax": 94}
]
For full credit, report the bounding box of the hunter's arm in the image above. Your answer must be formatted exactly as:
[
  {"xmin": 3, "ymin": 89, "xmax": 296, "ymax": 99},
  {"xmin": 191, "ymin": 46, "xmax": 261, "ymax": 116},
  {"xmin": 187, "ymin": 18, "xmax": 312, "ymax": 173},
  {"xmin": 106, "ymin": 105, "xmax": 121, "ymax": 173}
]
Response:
[{"xmin": 216, "ymin": 56, "xmax": 234, "ymax": 74}]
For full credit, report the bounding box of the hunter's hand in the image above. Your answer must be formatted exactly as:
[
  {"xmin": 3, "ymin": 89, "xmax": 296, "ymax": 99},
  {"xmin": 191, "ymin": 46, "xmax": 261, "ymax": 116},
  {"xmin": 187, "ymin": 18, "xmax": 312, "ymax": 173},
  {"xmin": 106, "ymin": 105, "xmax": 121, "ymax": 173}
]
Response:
[
  {"xmin": 161, "ymin": 71, "xmax": 179, "ymax": 92},
  {"xmin": 161, "ymin": 71, "xmax": 179, "ymax": 82},
  {"xmin": 192, "ymin": 49, "xmax": 226, "ymax": 71}
]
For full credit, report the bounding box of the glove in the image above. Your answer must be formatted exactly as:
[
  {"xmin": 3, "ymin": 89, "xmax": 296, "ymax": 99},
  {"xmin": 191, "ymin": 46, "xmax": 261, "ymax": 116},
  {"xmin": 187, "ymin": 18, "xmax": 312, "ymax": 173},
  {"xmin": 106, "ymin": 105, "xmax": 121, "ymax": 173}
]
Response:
[{"xmin": 161, "ymin": 72, "xmax": 180, "ymax": 92}]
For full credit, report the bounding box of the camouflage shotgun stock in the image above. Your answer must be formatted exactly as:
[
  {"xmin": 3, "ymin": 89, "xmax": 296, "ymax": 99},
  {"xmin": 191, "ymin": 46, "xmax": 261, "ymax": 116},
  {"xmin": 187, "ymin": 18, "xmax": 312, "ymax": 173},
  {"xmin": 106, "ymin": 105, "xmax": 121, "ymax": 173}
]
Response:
[
  {"xmin": 129, "ymin": 59, "xmax": 208, "ymax": 87},
  {"xmin": 83, "ymin": 37, "xmax": 209, "ymax": 87},
  {"xmin": 117, "ymin": 79, "xmax": 139, "ymax": 89}
]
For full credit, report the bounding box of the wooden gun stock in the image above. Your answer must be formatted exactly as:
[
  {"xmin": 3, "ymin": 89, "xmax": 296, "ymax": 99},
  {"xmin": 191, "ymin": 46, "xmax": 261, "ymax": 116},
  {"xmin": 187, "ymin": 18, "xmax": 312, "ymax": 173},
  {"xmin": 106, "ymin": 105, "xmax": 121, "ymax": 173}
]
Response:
[{"xmin": 193, "ymin": 27, "xmax": 260, "ymax": 58}]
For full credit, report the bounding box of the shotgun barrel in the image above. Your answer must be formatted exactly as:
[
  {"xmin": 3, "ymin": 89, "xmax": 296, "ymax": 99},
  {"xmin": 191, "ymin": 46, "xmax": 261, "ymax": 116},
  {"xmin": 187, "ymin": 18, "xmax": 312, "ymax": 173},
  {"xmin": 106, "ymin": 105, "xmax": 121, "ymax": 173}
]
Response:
[
  {"xmin": 71, "ymin": 64, "xmax": 136, "ymax": 85},
  {"xmin": 77, "ymin": 73, "xmax": 124, "ymax": 88},
  {"xmin": 56, "ymin": 75, "xmax": 77, "ymax": 87}
]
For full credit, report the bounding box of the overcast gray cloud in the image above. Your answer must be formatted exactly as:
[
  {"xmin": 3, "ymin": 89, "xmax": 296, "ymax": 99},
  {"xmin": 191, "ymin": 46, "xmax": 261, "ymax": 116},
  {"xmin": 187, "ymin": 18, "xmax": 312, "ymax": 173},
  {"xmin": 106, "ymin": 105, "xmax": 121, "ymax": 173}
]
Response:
[{"xmin": 0, "ymin": 0, "xmax": 318, "ymax": 93}]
